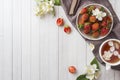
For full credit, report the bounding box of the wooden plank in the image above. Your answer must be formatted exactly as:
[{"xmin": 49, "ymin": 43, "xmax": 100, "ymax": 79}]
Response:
[
  {"xmin": 21, "ymin": 0, "xmax": 31, "ymax": 79},
  {"xmin": 0, "ymin": 38, "xmax": 4, "ymax": 80},
  {"xmin": 0, "ymin": 0, "xmax": 4, "ymax": 80},
  {"xmin": 39, "ymin": 6, "xmax": 59, "ymax": 80},
  {"xmin": 30, "ymin": 0, "xmax": 40, "ymax": 80},
  {"xmin": 115, "ymin": 71, "xmax": 120, "ymax": 80},
  {"xmin": 105, "ymin": 69, "xmax": 115, "ymax": 80},
  {"xmin": 0, "ymin": 0, "xmax": 4, "ymax": 36},
  {"xmin": 86, "ymin": 44, "xmax": 94, "ymax": 65},
  {"xmin": 12, "ymin": 0, "xmax": 22, "ymax": 80},
  {"xmin": 3, "ymin": 0, "xmax": 13, "ymax": 80},
  {"xmin": 58, "ymin": 6, "xmax": 87, "ymax": 80}
]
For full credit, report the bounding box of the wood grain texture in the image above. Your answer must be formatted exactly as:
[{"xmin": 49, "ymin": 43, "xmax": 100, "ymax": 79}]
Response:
[
  {"xmin": 0, "ymin": 0, "xmax": 120, "ymax": 80},
  {"xmin": 3, "ymin": 0, "xmax": 13, "ymax": 80}
]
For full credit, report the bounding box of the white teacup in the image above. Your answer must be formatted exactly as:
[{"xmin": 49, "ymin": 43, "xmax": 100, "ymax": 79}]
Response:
[{"xmin": 99, "ymin": 39, "xmax": 120, "ymax": 70}]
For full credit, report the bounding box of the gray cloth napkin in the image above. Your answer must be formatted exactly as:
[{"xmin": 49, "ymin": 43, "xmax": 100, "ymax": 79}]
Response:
[{"xmin": 61, "ymin": 0, "xmax": 120, "ymax": 70}]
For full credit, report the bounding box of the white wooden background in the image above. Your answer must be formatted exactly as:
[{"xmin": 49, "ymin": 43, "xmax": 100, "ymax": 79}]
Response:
[{"xmin": 0, "ymin": 0, "xmax": 120, "ymax": 80}]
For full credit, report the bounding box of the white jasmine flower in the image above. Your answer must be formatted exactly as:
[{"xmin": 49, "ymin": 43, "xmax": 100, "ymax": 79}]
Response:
[
  {"xmin": 92, "ymin": 8, "xmax": 106, "ymax": 21},
  {"xmin": 86, "ymin": 64, "xmax": 98, "ymax": 75},
  {"xmin": 35, "ymin": 6, "xmax": 40, "ymax": 16},
  {"xmin": 85, "ymin": 64, "xmax": 99, "ymax": 80},
  {"xmin": 35, "ymin": 0, "xmax": 54, "ymax": 16},
  {"xmin": 86, "ymin": 74, "xmax": 94, "ymax": 80},
  {"xmin": 110, "ymin": 46, "xmax": 115, "ymax": 52},
  {"xmin": 113, "ymin": 51, "xmax": 119, "ymax": 56},
  {"xmin": 49, "ymin": 0, "xmax": 54, "ymax": 6},
  {"xmin": 103, "ymin": 51, "xmax": 113, "ymax": 60},
  {"xmin": 108, "ymin": 41, "xmax": 114, "ymax": 47}
]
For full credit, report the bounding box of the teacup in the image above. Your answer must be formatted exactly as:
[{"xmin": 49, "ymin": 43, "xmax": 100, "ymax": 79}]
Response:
[{"xmin": 99, "ymin": 39, "xmax": 120, "ymax": 70}]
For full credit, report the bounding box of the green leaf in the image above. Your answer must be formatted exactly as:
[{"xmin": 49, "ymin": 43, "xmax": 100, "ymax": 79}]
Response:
[
  {"xmin": 76, "ymin": 74, "xmax": 88, "ymax": 80},
  {"xmin": 100, "ymin": 7, "xmax": 104, "ymax": 11},
  {"xmin": 90, "ymin": 58, "xmax": 100, "ymax": 69},
  {"xmin": 78, "ymin": 24, "xmax": 84, "ymax": 29},
  {"xmin": 54, "ymin": 0, "xmax": 61, "ymax": 6}
]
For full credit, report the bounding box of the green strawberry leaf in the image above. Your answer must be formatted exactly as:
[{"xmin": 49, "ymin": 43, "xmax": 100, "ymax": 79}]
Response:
[
  {"xmin": 90, "ymin": 58, "xmax": 100, "ymax": 69},
  {"xmin": 76, "ymin": 74, "xmax": 88, "ymax": 80},
  {"xmin": 100, "ymin": 7, "xmax": 104, "ymax": 11},
  {"xmin": 78, "ymin": 24, "xmax": 84, "ymax": 29}
]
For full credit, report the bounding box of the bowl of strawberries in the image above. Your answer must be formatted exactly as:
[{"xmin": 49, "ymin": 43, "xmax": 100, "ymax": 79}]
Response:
[{"xmin": 76, "ymin": 4, "xmax": 113, "ymax": 40}]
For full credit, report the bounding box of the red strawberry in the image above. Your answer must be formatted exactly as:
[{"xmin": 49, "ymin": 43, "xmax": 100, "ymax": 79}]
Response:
[
  {"xmin": 81, "ymin": 13, "xmax": 89, "ymax": 21},
  {"xmin": 64, "ymin": 26, "xmax": 71, "ymax": 34},
  {"xmin": 83, "ymin": 25, "xmax": 91, "ymax": 34},
  {"xmin": 80, "ymin": 8, "xmax": 87, "ymax": 14},
  {"xmin": 89, "ymin": 16, "xmax": 96, "ymax": 23},
  {"xmin": 68, "ymin": 66, "xmax": 76, "ymax": 74},
  {"xmin": 84, "ymin": 29, "xmax": 89, "ymax": 34},
  {"xmin": 101, "ymin": 21, "xmax": 107, "ymax": 27},
  {"xmin": 56, "ymin": 18, "xmax": 64, "ymax": 26},
  {"xmin": 92, "ymin": 31, "xmax": 99, "ymax": 38},
  {"xmin": 92, "ymin": 23, "xmax": 99, "ymax": 31},
  {"xmin": 107, "ymin": 16, "xmax": 112, "ymax": 23},
  {"xmin": 78, "ymin": 18, "xmax": 84, "ymax": 25},
  {"xmin": 103, "ymin": 17, "xmax": 108, "ymax": 21},
  {"xmin": 103, "ymin": 16, "xmax": 112, "ymax": 24},
  {"xmin": 100, "ymin": 28, "xmax": 109, "ymax": 36}
]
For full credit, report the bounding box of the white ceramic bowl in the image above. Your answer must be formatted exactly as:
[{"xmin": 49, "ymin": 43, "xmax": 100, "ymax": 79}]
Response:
[
  {"xmin": 76, "ymin": 3, "xmax": 113, "ymax": 40},
  {"xmin": 99, "ymin": 39, "xmax": 120, "ymax": 66}
]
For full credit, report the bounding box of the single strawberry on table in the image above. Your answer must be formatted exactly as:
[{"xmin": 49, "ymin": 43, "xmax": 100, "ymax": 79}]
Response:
[
  {"xmin": 56, "ymin": 18, "xmax": 64, "ymax": 26},
  {"xmin": 68, "ymin": 66, "xmax": 76, "ymax": 74},
  {"xmin": 64, "ymin": 25, "xmax": 71, "ymax": 34}
]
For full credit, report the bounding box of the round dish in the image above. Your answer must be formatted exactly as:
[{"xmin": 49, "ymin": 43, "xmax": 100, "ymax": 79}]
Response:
[
  {"xmin": 99, "ymin": 39, "xmax": 120, "ymax": 66},
  {"xmin": 76, "ymin": 3, "xmax": 113, "ymax": 40}
]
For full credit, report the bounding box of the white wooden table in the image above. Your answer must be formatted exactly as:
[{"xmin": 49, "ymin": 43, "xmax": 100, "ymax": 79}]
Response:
[{"xmin": 0, "ymin": 0, "xmax": 120, "ymax": 80}]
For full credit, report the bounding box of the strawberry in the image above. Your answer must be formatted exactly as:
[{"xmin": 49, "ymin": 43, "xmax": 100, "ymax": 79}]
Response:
[
  {"xmin": 83, "ymin": 25, "xmax": 91, "ymax": 34},
  {"xmin": 107, "ymin": 16, "xmax": 112, "ymax": 23},
  {"xmin": 78, "ymin": 18, "xmax": 84, "ymax": 25},
  {"xmin": 68, "ymin": 66, "xmax": 76, "ymax": 74},
  {"xmin": 103, "ymin": 16, "xmax": 108, "ymax": 21},
  {"xmin": 101, "ymin": 21, "xmax": 107, "ymax": 27},
  {"xmin": 80, "ymin": 8, "xmax": 87, "ymax": 14},
  {"xmin": 92, "ymin": 23, "xmax": 99, "ymax": 31},
  {"xmin": 89, "ymin": 16, "xmax": 96, "ymax": 22},
  {"xmin": 81, "ymin": 13, "xmax": 89, "ymax": 21},
  {"xmin": 56, "ymin": 18, "xmax": 64, "ymax": 26},
  {"xmin": 103, "ymin": 16, "xmax": 112, "ymax": 24},
  {"xmin": 64, "ymin": 26, "xmax": 71, "ymax": 34},
  {"xmin": 92, "ymin": 31, "xmax": 99, "ymax": 38},
  {"xmin": 100, "ymin": 28, "xmax": 109, "ymax": 36}
]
